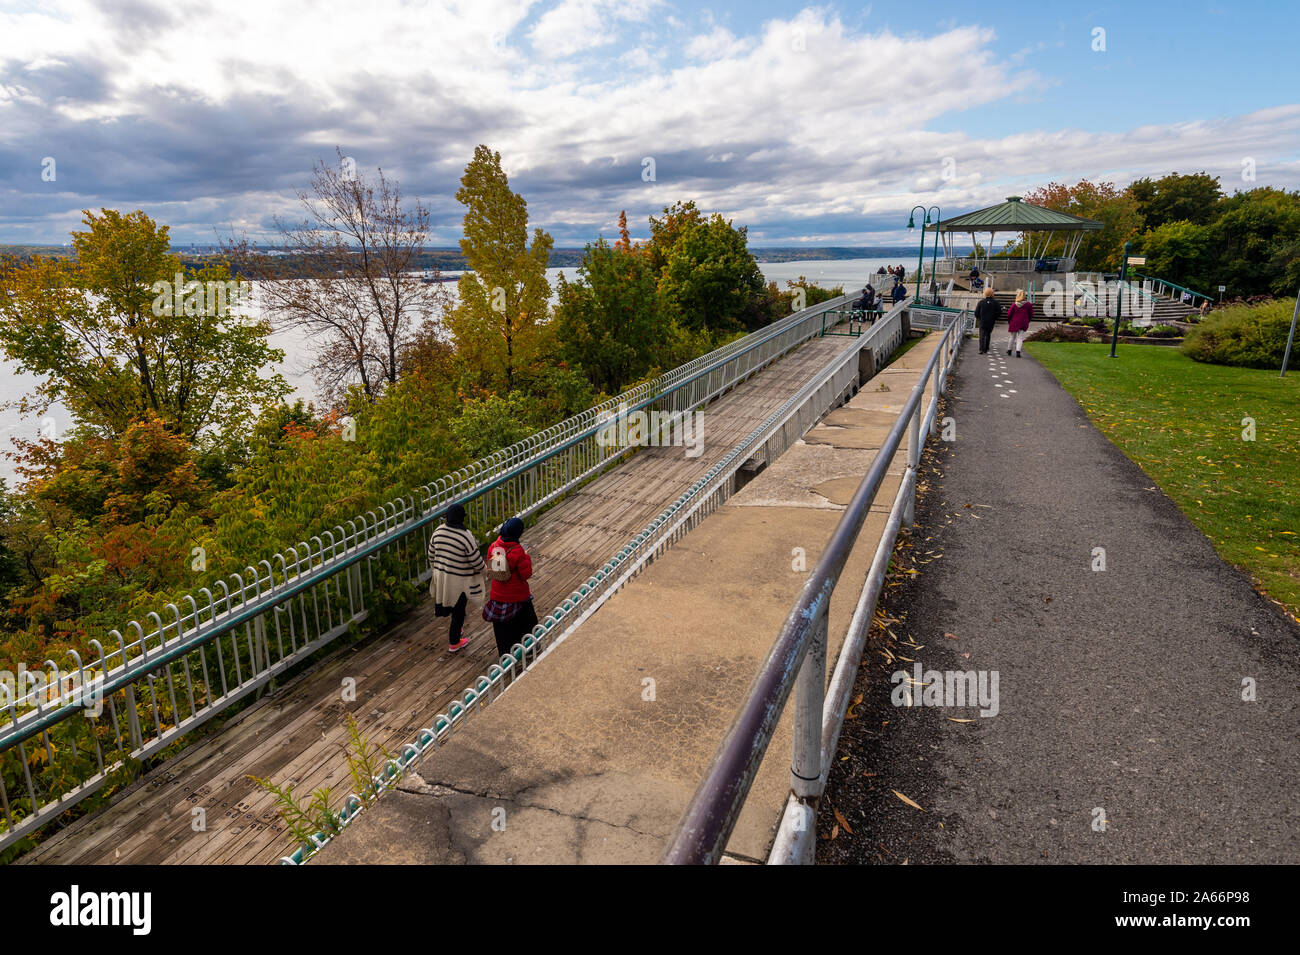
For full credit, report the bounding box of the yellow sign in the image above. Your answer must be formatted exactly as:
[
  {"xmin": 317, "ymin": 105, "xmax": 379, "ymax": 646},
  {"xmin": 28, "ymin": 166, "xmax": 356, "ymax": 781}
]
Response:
[{"xmin": 1126, "ymin": 256, "xmax": 1147, "ymax": 265}]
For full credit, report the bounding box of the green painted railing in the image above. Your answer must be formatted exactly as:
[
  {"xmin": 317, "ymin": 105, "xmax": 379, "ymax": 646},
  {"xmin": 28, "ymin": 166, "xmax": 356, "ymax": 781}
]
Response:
[
  {"xmin": 1131, "ymin": 272, "xmax": 1212, "ymax": 306},
  {"xmin": 0, "ymin": 288, "xmax": 866, "ymax": 854}
]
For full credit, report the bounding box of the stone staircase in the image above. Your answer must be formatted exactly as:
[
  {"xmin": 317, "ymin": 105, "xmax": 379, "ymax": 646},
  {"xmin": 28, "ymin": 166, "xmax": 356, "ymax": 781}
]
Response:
[{"xmin": 1139, "ymin": 293, "xmax": 1200, "ymax": 323}]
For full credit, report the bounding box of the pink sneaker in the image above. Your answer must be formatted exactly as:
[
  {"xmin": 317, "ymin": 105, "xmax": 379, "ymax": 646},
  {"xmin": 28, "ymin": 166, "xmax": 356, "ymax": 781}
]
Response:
[{"xmin": 448, "ymin": 638, "xmax": 469, "ymax": 653}]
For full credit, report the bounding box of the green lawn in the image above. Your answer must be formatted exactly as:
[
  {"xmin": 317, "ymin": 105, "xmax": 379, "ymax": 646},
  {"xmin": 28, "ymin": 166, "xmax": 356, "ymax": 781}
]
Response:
[{"xmin": 1029, "ymin": 342, "xmax": 1300, "ymax": 621}]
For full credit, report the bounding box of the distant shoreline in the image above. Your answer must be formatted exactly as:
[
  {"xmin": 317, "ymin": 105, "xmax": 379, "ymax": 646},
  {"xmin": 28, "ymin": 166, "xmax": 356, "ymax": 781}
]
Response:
[{"xmin": 0, "ymin": 244, "xmax": 973, "ymax": 270}]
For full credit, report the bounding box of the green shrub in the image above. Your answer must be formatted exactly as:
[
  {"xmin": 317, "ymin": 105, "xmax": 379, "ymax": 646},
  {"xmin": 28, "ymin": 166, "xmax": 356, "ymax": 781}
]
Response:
[
  {"xmin": 1144, "ymin": 324, "xmax": 1182, "ymax": 338},
  {"xmin": 1182, "ymin": 298, "xmax": 1299, "ymax": 368},
  {"xmin": 1026, "ymin": 323, "xmax": 1093, "ymax": 343},
  {"xmin": 452, "ymin": 392, "xmax": 537, "ymax": 459}
]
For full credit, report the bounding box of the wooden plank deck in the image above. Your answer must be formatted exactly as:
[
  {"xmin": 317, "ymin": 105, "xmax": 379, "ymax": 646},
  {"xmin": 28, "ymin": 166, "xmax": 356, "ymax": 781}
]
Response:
[{"xmin": 21, "ymin": 334, "xmax": 858, "ymax": 865}]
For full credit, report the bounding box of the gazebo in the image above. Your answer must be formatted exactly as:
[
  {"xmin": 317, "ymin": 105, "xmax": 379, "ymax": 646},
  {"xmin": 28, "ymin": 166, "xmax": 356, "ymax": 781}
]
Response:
[{"xmin": 934, "ymin": 196, "xmax": 1103, "ymax": 282}]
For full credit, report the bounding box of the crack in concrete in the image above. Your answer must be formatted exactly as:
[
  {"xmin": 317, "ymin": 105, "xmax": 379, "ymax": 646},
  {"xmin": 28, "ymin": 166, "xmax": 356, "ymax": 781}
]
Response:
[{"xmin": 404, "ymin": 776, "xmax": 662, "ymax": 840}]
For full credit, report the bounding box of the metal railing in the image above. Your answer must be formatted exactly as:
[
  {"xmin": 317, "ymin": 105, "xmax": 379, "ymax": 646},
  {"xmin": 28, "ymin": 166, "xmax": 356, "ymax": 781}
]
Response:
[
  {"xmin": 909, "ymin": 302, "xmax": 973, "ymax": 334},
  {"xmin": 1131, "ymin": 272, "xmax": 1211, "ymax": 306},
  {"xmin": 1119, "ymin": 279, "xmax": 1161, "ymax": 325},
  {"xmin": 945, "ymin": 256, "xmax": 1077, "ymax": 274},
  {"xmin": 0, "ymin": 288, "xmax": 865, "ymax": 853},
  {"xmin": 663, "ymin": 308, "xmax": 964, "ymax": 864},
  {"xmin": 277, "ymin": 298, "xmax": 915, "ymax": 863},
  {"xmin": 1070, "ymin": 279, "xmax": 1162, "ymax": 323}
]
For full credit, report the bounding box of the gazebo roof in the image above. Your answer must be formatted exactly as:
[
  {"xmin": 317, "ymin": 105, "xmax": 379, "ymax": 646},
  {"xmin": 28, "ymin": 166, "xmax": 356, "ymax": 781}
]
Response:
[{"xmin": 936, "ymin": 196, "xmax": 1104, "ymax": 232}]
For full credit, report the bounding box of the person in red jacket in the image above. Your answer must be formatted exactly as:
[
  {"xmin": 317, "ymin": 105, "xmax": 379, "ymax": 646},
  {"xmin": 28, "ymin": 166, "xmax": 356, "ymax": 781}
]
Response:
[
  {"xmin": 1005, "ymin": 288, "xmax": 1033, "ymax": 357},
  {"xmin": 482, "ymin": 516, "xmax": 538, "ymax": 661}
]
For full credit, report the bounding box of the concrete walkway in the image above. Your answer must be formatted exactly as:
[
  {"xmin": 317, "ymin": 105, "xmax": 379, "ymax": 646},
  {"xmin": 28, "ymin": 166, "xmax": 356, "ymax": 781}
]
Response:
[
  {"xmin": 819, "ymin": 340, "xmax": 1300, "ymax": 864},
  {"xmin": 319, "ymin": 334, "xmax": 947, "ymax": 864}
]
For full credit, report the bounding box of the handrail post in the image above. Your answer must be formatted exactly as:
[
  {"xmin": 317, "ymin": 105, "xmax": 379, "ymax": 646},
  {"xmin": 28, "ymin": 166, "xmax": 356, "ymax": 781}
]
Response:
[
  {"xmin": 124, "ymin": 683, "xmax": 142, "ymax": 753},
  {"xmin": 788, "ymin": 607, "xmax": 827, "ymax": 863},
  {"xmin": 938, "ymin": 327, "xmax": 949, "ymax": 396},
  {"xmin": 904, "ymin": 399, "xmax": 921, "ymax": 526},
  {"xmin": 929, "ymin": 357, "xmax": 942, "ymax": 435}
]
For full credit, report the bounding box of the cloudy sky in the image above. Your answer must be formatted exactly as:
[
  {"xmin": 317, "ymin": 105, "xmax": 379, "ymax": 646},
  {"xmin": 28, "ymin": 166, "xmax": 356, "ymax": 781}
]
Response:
[{"xmin": 1, "ymin": 0, "xmax": 1297, "ymax": 247}]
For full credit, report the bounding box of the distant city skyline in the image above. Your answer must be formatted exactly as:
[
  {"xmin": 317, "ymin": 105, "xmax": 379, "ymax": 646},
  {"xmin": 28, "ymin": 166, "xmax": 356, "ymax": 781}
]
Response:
[{"xmin": 1, "ymin": 0, "xmax": 1296, "ymax": 247}]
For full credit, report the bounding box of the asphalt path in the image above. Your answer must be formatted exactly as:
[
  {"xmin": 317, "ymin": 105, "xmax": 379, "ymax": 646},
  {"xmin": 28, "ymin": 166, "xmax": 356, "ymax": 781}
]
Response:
[{"xmin": 819, "ymin": 335, "xmax": 1300, "ymax": 864}]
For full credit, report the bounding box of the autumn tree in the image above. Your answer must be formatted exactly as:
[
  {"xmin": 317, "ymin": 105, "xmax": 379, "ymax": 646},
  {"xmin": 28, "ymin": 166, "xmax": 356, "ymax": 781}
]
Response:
[
  {"xmin": 1205, "ymin": 186, "xmax": 1300, "ymax": 297},
  {"xmin": 1127, "ymin": 172, "xmax": 1223, "ymax": 231},
  {"xmin": 225, "ymin": 150, "xmax": 446, "ymax": 405},
  {"xmin": 0, "ymin": 481, "xmax": 25, "ymax": 598},
  {"xmin": 554, "ymin": 237, "xmax": 663, "ymax": 394},
  {"xmin": 0, "ymin": 209, "xmax": 288, "ymax": 441},
  {"xmin": 652, "ymin": 203, "xmax": 767, "ymax": 333},
  {"xmin": 615, "ymin": 209, "xmax": 632, "ymax": 251},
  {"xmin": 646, "ymin": 200, "xmax": 704, "ymax": 274},
  {"xmin": 1134, "ymin": 220, "xmax": 1211, "ymax": 290},
  {"xmin": 1021, "ymin": 180, "xmax": 1142, "ymax": 272},
  {"xmin": 447, "ymin": 145, "xmax": 553, "ymax": 393}
]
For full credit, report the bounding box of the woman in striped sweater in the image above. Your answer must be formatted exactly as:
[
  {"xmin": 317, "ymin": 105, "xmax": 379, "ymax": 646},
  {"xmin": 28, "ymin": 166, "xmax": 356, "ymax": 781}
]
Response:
[{"xmin": 427, "ymin": 503, "xmax": 486, "ymax": 652}]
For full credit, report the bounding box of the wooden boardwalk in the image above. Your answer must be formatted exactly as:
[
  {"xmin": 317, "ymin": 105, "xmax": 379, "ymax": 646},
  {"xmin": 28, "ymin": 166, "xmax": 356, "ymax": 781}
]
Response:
[{"xmin": 22, "ymin": 334, "xmax": 859, "ymax": 865}]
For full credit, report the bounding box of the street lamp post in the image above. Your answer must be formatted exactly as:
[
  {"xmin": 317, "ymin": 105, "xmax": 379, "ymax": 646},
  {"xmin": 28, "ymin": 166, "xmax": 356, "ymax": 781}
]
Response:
[
  {"xmin": 1109, "ymin": 241, "xmax": 1131, "ymax": 358},
  {"xmin": 907, "ymin": 206, "xmax": 930, "ymax": 300},
  {"xmin": 926, "ymin": 205, "xmax": 941, "ymax": 302}
]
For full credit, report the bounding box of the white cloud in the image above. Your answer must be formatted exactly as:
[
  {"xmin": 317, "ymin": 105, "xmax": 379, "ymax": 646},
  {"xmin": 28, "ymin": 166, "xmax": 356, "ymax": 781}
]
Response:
[
  {"xmin": 529, "ymin": 0, "xmax": 616, "ymax": 57},
  {"xmin": 685, "ymin": 26, "xmax": 749, "ymax": 61},
  {"xmin": 527, "ymin": 0, "xmax": 664, "ymax": 59},
  {"xmin": 0, "ymin": 0, "xmax": 1294, "ymax": 245}
]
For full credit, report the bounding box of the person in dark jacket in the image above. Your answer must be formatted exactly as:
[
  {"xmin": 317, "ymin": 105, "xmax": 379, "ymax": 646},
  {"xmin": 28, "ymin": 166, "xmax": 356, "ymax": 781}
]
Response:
[
  {"xmin": 482, "ymin": 516, "xmax": 538, "ymax": 661},
  {"xmin": 891, "ymin": 280, "xmax": 906, "ymax": 305},
  {"xmin": 974, "ymin": 286, "xmax": 1002, "ymax": 354}
]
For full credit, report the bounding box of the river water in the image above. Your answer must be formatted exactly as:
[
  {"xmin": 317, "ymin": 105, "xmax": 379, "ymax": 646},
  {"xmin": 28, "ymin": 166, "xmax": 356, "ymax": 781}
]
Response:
[{"xmin": 0, "ymin": 257, "xmax": 910, "ymax": 484}]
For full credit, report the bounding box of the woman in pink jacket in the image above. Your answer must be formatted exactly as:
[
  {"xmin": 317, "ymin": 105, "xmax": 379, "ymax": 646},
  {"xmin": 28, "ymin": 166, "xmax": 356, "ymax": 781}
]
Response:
[{"xmin": 1006, "ymin": 289, "xmax": 1033, "ymax": 357}]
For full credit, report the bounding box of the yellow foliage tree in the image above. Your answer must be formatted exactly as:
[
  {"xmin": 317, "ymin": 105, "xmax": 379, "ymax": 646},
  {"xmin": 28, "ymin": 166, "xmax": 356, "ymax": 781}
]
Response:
[{"xmin": 447, "ymin": 145, "xmax": 553, "ymax": 393}]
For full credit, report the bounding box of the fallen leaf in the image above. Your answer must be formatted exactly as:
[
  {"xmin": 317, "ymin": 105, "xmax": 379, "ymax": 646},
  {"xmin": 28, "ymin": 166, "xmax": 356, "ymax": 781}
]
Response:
[
  {"xmin": 833, "ymin": 808, "xmax": 854, "ymax": 835},
  {"xmin": 947, "ymin": 717, "xmax": 975, "ymax": 723},
  {"xmin": 892, "ymin": 790, "xmax": 927, "ymax": 812}
]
